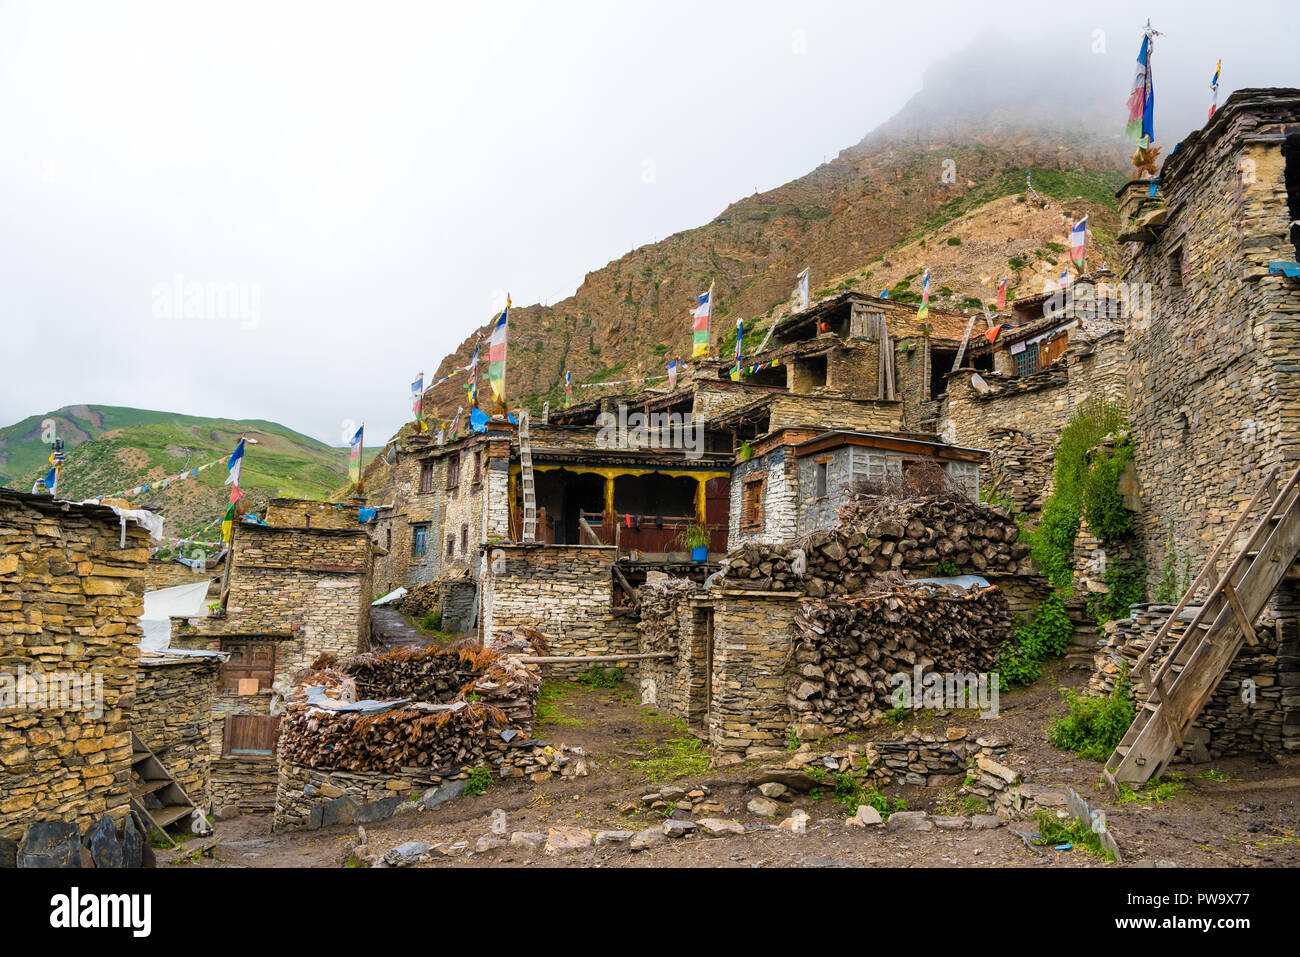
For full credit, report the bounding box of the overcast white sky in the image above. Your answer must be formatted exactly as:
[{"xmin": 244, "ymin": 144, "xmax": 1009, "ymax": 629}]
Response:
[{"xmin": 0, "ymin": 0, "xmax": 1291, "ymax": 447}]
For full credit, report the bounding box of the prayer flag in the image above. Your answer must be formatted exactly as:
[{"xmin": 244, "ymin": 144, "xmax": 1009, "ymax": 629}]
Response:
[
  {"xmin": 487, "ymin": 299, "xmax": 508, "ymax": 403},
  {"xmin": 691, "ymin": 285, "xmax": 712, "ymax": 358}
]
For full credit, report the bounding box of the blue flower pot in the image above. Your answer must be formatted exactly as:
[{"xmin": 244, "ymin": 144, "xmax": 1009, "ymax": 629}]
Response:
[{"xmin": 691, "ymin": 545, "xmax": 708, "ymax": 562}]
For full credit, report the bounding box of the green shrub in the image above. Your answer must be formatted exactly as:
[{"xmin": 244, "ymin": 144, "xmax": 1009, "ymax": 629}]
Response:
[
  {"xmin": 1029, "ymin": 397, "xmax": 1132, "ymax": 592},
  {"xmin": 930, "ymin": 558, "xmax": 962, "ymax": 577},
  {"xmin": 577, "ymin": 665, "xmax": 623, "ymax": 689},
  {"xmin": 831, "ymin": 773, "xmax": 908, "ymax": 819},
  {"xmin": 420, "ymin": 610, "xmax": 442, "ymax": 631},
  {"xmin": 1086, "ymin": 556, "xmax": 1146, "ymax": 627},
  {"xmin": 996, "ymin": 594, "xmax": 1073, "ymax": 687},
  {"xmin": 464, "ymin": 766, "xmax": 493, "ymax": 797},
  {"xmin": 1048, "ymin": 667, "xmax": 1134, "ymax": 761}
]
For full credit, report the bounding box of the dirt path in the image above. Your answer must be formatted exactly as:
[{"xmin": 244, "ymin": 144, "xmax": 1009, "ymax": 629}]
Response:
[{"xmin": 164, "ymin": 659, "xmax": 1300, "ymax": 869}]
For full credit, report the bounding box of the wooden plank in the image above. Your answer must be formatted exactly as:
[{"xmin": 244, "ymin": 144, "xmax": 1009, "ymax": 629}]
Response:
[{"xmin": 1222, "ymin": 581, "xmax": 1259, "ymax": 646}]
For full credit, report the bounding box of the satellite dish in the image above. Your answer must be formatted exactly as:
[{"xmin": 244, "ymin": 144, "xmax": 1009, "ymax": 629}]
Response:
[{"xmin": 970, "ymin": 374, "xmax": 991, "ymax": 394}]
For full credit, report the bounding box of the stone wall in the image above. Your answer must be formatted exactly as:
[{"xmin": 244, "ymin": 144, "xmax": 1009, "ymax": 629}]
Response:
[
  {"xmin": 708, "ymin": 590, "xmax": 804, "ymax": 755},
  {"xmin": 1091, "ymin": 599, "xmax": 1300, "ymax": 758},
  {"xmin": 264, "ymin": 498, "xmax": 364, "ymax": 530},
  {"xmin": 728, "ymin": 447, "xmax": 798, "ymax": 546},
  {"xmin": 0, "ymin": 492, "xmax": 149, "ymax": 840},
  {"xmin": 636, "ymin": 580, "xmax": 709, "ymax": 727},
  {"xmin": 938, "ymin": 331, "xmax": 1126, "ymax": 518},
  {"xmin": 480, "ymin": 544, "xmax": 640, "ymax": 661},
  {"xmin": 132, "ymin": 657, "xmax": 220, "ymax": 806}
]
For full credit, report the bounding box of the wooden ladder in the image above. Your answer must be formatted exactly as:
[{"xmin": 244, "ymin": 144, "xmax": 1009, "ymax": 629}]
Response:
[
  {"xmin": 129, "ymin": 731, "xmax": 201, "ymax": 848},
  {"xmin": 1105, "ymin": 464, "xmax": 1300, "ymax": 787},
  {"xmin": 518, "ymin": 411, "xmax": 537, "ymax": 544}
]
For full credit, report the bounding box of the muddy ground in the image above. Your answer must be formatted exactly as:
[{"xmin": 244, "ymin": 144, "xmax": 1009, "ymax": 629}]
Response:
[{"xmin": 165, "ymin": 656, "xmax": 1300, "ymax": 869}]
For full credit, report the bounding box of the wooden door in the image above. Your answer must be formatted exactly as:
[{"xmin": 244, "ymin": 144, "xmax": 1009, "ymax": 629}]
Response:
[
  {"xmin": 224, "ymin": 714, "xmax": 280, "ymax": 755},
  {"xmin": 1041, "ymin": 332, "xmax": 1068, "ymax": 367},
  {"xmin": 219, "ymin": 639, "xmax": 274, "ymax": 693}
]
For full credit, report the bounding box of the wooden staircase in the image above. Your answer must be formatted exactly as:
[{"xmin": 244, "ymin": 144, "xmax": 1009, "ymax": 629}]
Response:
[
  {"xmin": 518, "ymin": 411, "xmax": 537, "ymax": 544},
  {"xmin": 1105, "ymin": 464, "xmax": 1300, "ymax": 787},
  {"xmin": 130, "ymin": 731, "xmax": 202, "ymax": 847}
]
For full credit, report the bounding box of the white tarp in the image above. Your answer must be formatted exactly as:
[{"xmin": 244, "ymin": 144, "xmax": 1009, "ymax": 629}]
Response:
[
  {"xmin": 371, "ymin": 587, "xmax": 407, "ymax": 606},
  {"xmin": 140, "ymin": 580, "xmax": 212, "ymax": 652}
]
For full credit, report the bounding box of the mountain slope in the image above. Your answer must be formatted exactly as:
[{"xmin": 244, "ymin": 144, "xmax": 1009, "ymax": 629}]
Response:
[{"xmin": 0, "ymin": 405, "xmax": 366, "ymax": 537}]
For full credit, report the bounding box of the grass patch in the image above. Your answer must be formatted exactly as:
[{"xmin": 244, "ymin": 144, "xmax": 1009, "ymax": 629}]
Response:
[
  {"xmin": 629, "ymin": 735, "xmax": 711, "ymax": 782},
  {"xmin": 1033, "ymin": 810, "xmax": 1115, "ymax": 861},
  {"xmin": 536, "ymin": 683, "xmax": 585, "ymax": 727},
  {"xmin": 1116, "ymin": 774, "xmax": 1185, "ymax": 805}
]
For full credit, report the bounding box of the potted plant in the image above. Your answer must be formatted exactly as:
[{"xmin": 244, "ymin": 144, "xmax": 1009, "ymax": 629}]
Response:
[{"xmin": 677, "ymin": 523, "xmax": 712, "ymax": 562}]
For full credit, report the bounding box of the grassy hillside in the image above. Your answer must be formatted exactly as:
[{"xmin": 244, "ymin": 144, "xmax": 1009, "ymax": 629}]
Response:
[{"xmin": 0, "ymin": 405, "xmax": 375, "ymax": 537}]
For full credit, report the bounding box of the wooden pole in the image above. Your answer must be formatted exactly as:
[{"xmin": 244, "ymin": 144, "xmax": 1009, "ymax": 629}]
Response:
[{"xmin": 514, "ymin": 652, "xmax": 676, "ymax": 664}]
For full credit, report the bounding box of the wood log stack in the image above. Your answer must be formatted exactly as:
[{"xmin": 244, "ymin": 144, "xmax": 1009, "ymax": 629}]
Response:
[
  {"xmin": 721, "ymin": 498, "xmax": 1031, "ymax": 595},
  {"xmin": 277, "ymin": 628, "xmax": 546, "ymax": 773},
  {"xmin": 637, "ymin": 579, "xmax": 697, "ymax": 652},
  {"xmin": 788, "ymin": 583, "xmax": 1011, "ymax": 730}
]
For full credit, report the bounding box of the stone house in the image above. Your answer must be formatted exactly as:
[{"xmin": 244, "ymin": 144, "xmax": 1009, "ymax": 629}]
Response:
[
  {"xmin": 0, "ymin": 491, "xmax": 151, "ymax": 855},
  {"xmin": 1117, "ymin": 88, "xmax": 1300, "ymax": 587},
  {"xmin": 726, "ymin": 428, "xmax": 988, "ymax": 546},
  {"xmin": 175, "ymin": 499, "xmax": 379, "ymax": 809}
]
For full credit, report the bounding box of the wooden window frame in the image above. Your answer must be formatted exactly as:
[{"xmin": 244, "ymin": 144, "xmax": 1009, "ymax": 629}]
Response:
[
  {"xmin": 460, "ymin": 523, "xmax": 469, "ymax": 555},
  {"xmin": 813, "ymin": 457, "xmax": 831, "ymax": 500},
  {"xmin": 411, "ymin": 523, "xmax": 429, "ymax": 558},
  {"xmin": 419, "ymin": 460, "xmax": 435, "ymax": 494},
  {"xmin": 741, "ymin": 475, "xmax": 765, "ymax": 530},
  {"xmin": 446, "ymin": 453, "xmax": 460, "ymax": 490}
]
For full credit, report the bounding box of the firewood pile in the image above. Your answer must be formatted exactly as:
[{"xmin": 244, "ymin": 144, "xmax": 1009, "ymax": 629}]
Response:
[
  {"xmin": 637, "ymin": 579, "xmax": 697, "ymax": 652},
  {"xmin": 721, "ymin": 498, "xmax": 1031, "ymax": 595},
  {"xmin": 788, "ymin": 583, "xmax": 1012, "ymax": 729},
  {"xmin": 277, "ymin": 628, "xmax": 547, "ymax": 773}
]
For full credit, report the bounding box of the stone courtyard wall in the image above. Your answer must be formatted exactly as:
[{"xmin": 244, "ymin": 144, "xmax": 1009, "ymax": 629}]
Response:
[{"xmin": 480, "ymin": 544, "xmax": 640, "ymax": 662}]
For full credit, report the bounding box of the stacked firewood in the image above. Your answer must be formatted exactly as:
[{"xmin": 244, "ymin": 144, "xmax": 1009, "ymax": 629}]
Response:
[
  {"xmin": 277, "ymin": 628, "xmax": 546, "ymax": 773},
  {"xmin": 637, "ymin": 579, "xmax": 697, "ymax": 652},
  {"xmin": 721, "ymin": 498, "xmax": 1031, "ymax": 595},
  {"xmin": 788, "ymin": 584, "xmax": 1011, "ymax": 728},
  {"xmin": 277, "ymin": 698, "xmax": 513, "ymax": 771}
]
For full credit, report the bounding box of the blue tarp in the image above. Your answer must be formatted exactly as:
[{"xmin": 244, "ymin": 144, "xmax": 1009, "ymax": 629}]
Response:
[{"xmin": 1269, "ymin": 261, "xmax": 1300, "ymax": 278}]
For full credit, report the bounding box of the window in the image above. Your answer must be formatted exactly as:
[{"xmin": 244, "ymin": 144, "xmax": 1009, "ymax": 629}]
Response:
[
  {"xmin": 446, "ymin": 453, "xmax": 460, "ymax": 490},
  {"xmin": 460, "ymin": 523, "xmax": 469, "ymax": 554},
  {"xmin": 412, "ymin": 523, "xmax": 429, "ymax": 558},
  {"xmin": 419, "ymin": 461, "xmax": 434, "ymax": 493},
  {"xmin": 849, "ymin": 448, "xmax": 888, "ymax": 485},
  {"xmin": 1012, "ymin": 345, "xmax": 1040, "ymax": 377},
  {"xmin": 471, "ymin": 450, "xmax": 482, "ymax": 486},
  {"xmin": 945, "ymin": 462, "xmax": 980, "ymax": 500},
  {"xmin": 385, "ymin": 527, "xmax": 392, "ymax": 550},
  {"xmin": 813, "ymin": 459, "xmax": 829, "ymax": 499},
  {"xmin": 446, "ymin": 534, "xmax": 455, "ymax": 557},
  {"xmin": 742, "ymin": 475, "xmax": 765, "ymax": 529},
  {"xmin": 1166, "ymin": 242, "xmax": 1184, "ymax": 291}
]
